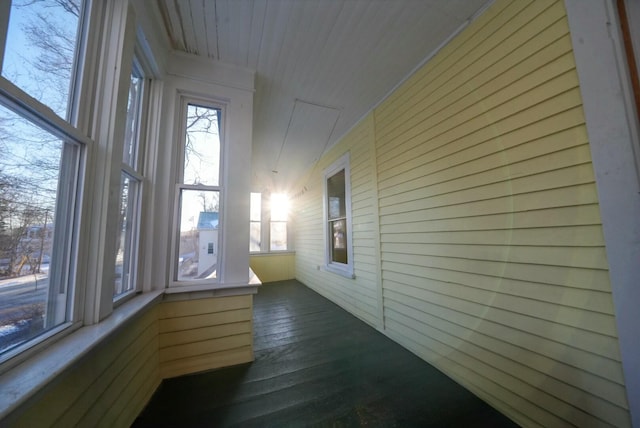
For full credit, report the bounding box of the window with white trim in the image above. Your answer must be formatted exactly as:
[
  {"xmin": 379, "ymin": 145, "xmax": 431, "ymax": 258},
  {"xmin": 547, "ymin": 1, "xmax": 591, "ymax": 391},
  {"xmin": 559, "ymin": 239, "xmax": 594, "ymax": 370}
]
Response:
[
  {"xmin": 173, "ymin": 101, "xmax": 222, "ymax": 283},
  {"xmin": 113, "ymin": 57, "xmax": 146, "ymax": 300},
  {"xmin": 323, "ymin": 153, "xmax": 354, "ymax": 278},
  {"xmin": 0, "ymin": 0, "xmax": 88, "ymax": 355}
]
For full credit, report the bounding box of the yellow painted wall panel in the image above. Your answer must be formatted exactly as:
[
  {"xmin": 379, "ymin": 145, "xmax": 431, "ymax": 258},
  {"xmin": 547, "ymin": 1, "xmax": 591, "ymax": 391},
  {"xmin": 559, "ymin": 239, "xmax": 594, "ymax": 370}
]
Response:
[
  {"xmin": 250, "ymin": 253, "xmax": 295, "ymax": 282},
  {"xmin": 293, "ymin": 0, "xmax": 629, "ymax": 426},
  {"xmin": 159, "ymin": 321, "xmax": 251, "ymax": 348},
  {"xmin": 159, "ymin": 333, "xmax": 252, "ymax": 364},
  {"xmin": 159, "ymin": 294, "xmax": 251, "ymax": 319},
  {"xmin": 160, "ymin": 347, "xmax": 253, "ymax": 380},
  {"xmin": 11, "ymin": 306, "xmax": 160, "ymax": 428},
  {"xmin": 159, "ymin": 307, "xmax": 252, "ymax": 333}
]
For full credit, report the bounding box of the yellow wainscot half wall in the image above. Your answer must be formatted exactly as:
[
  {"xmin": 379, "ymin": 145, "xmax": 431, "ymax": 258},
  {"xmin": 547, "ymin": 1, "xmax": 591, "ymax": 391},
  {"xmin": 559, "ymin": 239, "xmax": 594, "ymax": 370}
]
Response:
[
  {"xmin": 293, "ymin": 0, "xmax": 631, "ymax": 427},
  {"xmin": 250, "ymin": 252, "xmax": 296, "ymax": 283},
  {"xmin": 5, "ymin": 288, "xmax": 258, "ymax": 427}
]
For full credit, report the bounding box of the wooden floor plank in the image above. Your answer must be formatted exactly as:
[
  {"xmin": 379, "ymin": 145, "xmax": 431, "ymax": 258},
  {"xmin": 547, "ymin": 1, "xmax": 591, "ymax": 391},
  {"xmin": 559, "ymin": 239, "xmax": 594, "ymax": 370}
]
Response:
[{"xmin": 133, "ymin": 280, "xmax": 519, "ymax": 427}]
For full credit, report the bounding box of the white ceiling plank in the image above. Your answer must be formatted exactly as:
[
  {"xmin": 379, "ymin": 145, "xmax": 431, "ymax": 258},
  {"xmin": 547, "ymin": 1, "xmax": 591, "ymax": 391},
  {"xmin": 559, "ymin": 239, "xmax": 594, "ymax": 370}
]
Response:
[
  {"xmin": 246, "ymin": 0, "xmax": 267, "ymax": 69},
  {"xmin": 157, "ymin": 0, "xmax": 493, "ymax": 191},
  {"xmin": 176, "ymin": 0, "xmax": 198, "ymax": 54},
  {"xmin": 160, "ymin": 0, "xmax": 186, "ymax": 51},
  {"xmin": 188, "ymin": 0, "xmax": 209, "ymax": 57}
]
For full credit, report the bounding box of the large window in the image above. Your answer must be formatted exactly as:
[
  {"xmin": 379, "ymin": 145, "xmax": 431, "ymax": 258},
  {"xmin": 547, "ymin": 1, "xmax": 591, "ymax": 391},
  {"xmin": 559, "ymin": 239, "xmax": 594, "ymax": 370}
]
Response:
[
  {"xmin": 323, "ymin": 153, "xmax": 353, "ymax": 278},
  {"xmin": 270, "ymin": 193, "xmax": 289, "ymax": 251},
  {"xmin": 174, "ymin": 102, "xmax": 222, "ymax": 283},
  {"xmin": 0, "ymin": 0, "xmax": 88, "ymax": 356},
  {"xmin": 114, "ymin": 58, "xmax": 146, "ymax": 300}
]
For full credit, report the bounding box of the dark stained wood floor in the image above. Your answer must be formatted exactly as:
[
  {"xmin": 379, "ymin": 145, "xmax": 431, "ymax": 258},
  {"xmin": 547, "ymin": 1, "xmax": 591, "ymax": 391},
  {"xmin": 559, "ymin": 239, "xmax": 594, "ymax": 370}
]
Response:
[{"xmin": 133, "ymin": 280, "xmax": 519, "ymax": 427}]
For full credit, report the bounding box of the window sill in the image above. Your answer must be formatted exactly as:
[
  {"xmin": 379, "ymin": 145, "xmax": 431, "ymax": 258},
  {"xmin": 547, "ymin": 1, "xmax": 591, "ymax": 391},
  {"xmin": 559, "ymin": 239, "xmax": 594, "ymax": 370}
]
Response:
[
  {"xmin": 250, "ymin": 250, "xmax": 295, "ymax": 256},
  {"xmin": 0, "ymin": 290, "xmax": 163, "ymax": 420},
  {"xmin": 325, "ymin": 264, "xmax": 355, "ymax": 279},
  {"xmin": 164, "ymin": 269, "xmax": 261, "ymax": 300}
]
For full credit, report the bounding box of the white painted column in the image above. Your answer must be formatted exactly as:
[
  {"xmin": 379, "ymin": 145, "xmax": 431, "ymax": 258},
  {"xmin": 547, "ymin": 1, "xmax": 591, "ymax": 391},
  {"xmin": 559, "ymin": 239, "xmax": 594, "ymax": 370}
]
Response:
[{"xmin": 565, "ymin": 1, "xmax": 640, "ymax": 426}]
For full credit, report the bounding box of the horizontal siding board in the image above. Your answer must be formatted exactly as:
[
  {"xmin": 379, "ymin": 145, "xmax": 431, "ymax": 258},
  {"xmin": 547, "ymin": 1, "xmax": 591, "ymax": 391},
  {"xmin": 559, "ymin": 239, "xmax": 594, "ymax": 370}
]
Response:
[
  {"xmin": 159, "ymin": 308, "xmax": 252, "ymax": 333},
  {"xmin": 379, "ymin": 183, "xmax": 599, "ymax": 224},
  {"xmin": 160, "ymin": 347, "xmax": 253, "ymax": 380},
  {"xmin": 383, "ymin": 318, "xmax": 581, "ymax": 428},
  {"xmin": 378, "ymin": 106, "xmax": 587, "ymax": 193},
  {"xmin": 159, "ymin": 333, "xmax": 252, "ymax": 363},
  {"xmin": 378, "ymin": 123, "xmax": 589, "ymax": 200},
  {"xmin": 383, "ymin": 296, "xmax": 626, "ymax": 400},
  {"xmin": 381, "ymin": 276, "xmax": 617, "ymax": 337},
  {"xmin": 159, "ymin": 321, "xmax": 251, "ymax": 348},
  {"xmin": 381, "ymin": 242, "xmax": 608, "ymax": 270},
  {"xmin": 379, "ymin": 162, "xmax": 596, "ymax": 215},
  {"xmin": 382, "ymin": 255, "xmax": 611, "ymax": 293},
  {"xmin": 384, "ymin": 304, "xmax": 629, "ymax": 423},
  {"xmin": 380, "ymin": 225, "xmax": 605, "ymax": 247},
  {"xmin": 381, "ymin": 279, "xmax": 621, "ymax": 368},
  {"xmin": 159, "ymin": 295, "xmax": 252, "ymax": 319},
  {"xmin": 383, "ymin": 263, "xmax": 613, "ymax": 314},
  {"xmin": 379, "ymin": 204, "xmax": 603, "ymax": 233},
  {"xmin": 377, "ymin": 0, "xmax": 546, "ymax": 132},
  {"xmin": 384, "ymin": 313, "xmax": 628, "ymax": 428},
  {"xmin": 377, "ymin": 6, "xmax": 570, "ymax": 153}
]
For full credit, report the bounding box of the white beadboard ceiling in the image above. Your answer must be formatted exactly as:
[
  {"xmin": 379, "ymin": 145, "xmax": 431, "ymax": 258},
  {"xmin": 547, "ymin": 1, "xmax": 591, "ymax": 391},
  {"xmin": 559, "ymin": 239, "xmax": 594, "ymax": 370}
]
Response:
[{"xmin": 157, "ymin": 0, "xmax": 491, "ymax": 193}]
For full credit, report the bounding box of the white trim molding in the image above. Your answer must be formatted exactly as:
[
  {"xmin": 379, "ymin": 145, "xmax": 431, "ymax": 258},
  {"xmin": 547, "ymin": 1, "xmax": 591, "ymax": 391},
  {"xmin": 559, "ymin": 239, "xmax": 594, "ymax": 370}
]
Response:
[{"xmin": 565, "ymin": 1, "xmax": 640, "ymax": 425}]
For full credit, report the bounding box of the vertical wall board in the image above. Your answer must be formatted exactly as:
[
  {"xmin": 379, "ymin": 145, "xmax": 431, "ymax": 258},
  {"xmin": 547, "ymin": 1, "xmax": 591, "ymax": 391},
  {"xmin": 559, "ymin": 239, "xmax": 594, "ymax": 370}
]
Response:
[{"xmin": 293, "ymin": 0, "xmax": 631, "ymax": 426}]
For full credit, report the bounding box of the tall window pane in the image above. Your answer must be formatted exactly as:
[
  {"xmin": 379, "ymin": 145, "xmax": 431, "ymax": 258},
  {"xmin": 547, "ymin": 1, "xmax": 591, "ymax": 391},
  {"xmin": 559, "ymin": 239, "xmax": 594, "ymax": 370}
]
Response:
[
  {"xmin": 323, "ymin": 153, "xmax": 353, "ymax": 277},
  {"xmin": 114, "ymin": 173, "xmax": 138, "ymax": 298},
  {"xmin": 0, "ymin": 105, "xmax": 78, "ymax": 354},
  {"xmin": 174, "ymin": 102, "xmax": 222, "ymax": 284},
  {"xmin": 122, "ymin": 65, "xmax": 144, "ymax": 168},
  {"xmin": 2, "ymin": 0, "xmax": 83, "ymax": 119},
  {"xmin": 250, "ymin": 192, "xmax": 261, "ymax": 252},
  {"xmin": 114, "ymin": 60, "xmax": 146, "ymax": 300},
  {"xmin": 183, "ymin": 104, "xmax": 220, "ymax": 186},
  {"xmin": 177, "ymin": 190, "xmax": 219, "ymax": 281},
  {"xmin": 327, "ymin": 170, "xmax": 347, "ymax": 264},
  {"xmin": 270, "ymin": 193, "xmax": 288, "ymax": 251}
]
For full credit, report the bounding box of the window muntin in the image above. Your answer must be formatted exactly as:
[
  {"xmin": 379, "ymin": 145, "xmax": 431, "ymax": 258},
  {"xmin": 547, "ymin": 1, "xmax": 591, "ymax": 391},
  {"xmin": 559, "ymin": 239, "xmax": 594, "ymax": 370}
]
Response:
[
  {"xmin": 0, "ymin": 103, "xmax": 81, "ymax": 355},
  {"xmin": 174, "ymin": 101, "xmax": 222, "ymax": 284},
  {"xmin": 269, "ymin": 193, "xmax": 288, "ymax": 251},
  {"xmin": 323, "ymin": 153, "xmax": 353, "ymax": 277},
  {"xmin": 249, "ymin": 192, "xmax": 261, "ymax": 252},
  {"xmin": 2, "ymin": 0, "xmax": 83, "ymax": 119}
]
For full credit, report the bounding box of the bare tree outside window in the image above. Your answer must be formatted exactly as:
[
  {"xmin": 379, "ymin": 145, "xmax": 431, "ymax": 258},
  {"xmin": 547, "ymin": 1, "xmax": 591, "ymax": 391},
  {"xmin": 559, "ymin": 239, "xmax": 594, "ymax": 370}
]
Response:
[{"xmin": 0, "ymin": 0, "xmax": 82, "ymax": 354}]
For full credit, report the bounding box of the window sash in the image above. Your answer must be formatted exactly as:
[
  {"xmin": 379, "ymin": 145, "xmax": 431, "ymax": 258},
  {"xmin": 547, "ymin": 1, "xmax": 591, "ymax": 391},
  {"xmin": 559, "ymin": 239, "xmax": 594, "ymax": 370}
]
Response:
[{"xmin": 323, "ymin": 153, "xmax": 354, "ymax": 278}]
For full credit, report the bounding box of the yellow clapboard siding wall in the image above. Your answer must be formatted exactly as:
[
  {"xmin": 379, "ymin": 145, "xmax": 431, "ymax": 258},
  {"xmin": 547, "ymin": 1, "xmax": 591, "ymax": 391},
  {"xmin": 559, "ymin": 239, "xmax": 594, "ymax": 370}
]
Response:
[
  {"xmin": 158, "ymin": 294, "xmax": 254, "ymax": 379},
  {"xmin": 8, "ymin": 293, "xmax": 256, "ymax": 427},
  {"xmin": 11, "ymin": 306, "xmax": 161, "ymax": 428},
  {"xmin": 293, "ymin": 0, "xmax": 630, "ymax": 426},
  {"xmin": 294, "ymin": 113, "xmax": 381, "ymax": 327},
  {"xmin": 250, "ymin": 253, "xmax": 296, "ymax": 282}
]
